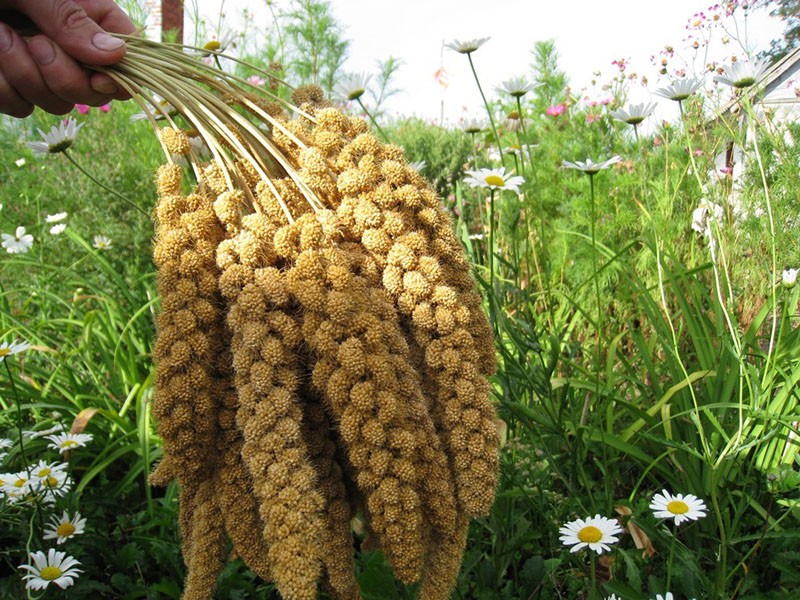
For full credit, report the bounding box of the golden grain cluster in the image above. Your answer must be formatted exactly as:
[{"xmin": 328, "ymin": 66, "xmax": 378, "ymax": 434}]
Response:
[{"xmin": 115, "ymin": 39, "xmax": 499, "ymax": 599}]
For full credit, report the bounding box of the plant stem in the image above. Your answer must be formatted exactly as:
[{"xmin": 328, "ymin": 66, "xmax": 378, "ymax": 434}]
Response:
[
  {"xmin": 467, "ymin": 52, "xmax": 505, "ymax": 168},
  {"xmin": 711, "ymin": 468, "xmax": 728, "ymax": 597},
  {"xmin": 356, "ymin": 97, "xmax": 390, "ymax": 143},
  {"xmin": 665, "ymin": 523, "xmax": 678, "ymax": 591},
  {"xmin": 588, "ymin": 173, "xmax": 602, "ymax": 422},
  {"xmin": 488, "ymin": 188, "xmax": 497, "ymax": 332},
  {"xmin": 5, "ymin": 360, "xmax": 29, "ymax": 470},
  {"xmin": 63, "ymin": 151, "xmax": 149, "ymax": 217}
]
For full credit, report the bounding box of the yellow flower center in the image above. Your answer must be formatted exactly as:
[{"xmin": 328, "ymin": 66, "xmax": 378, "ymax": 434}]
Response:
[
  {"xmin": 577, "ymin": 526, "xmax": 603, "ymax": 543},
  {"xmin": 48, "ymin": 140, "xmax": 73, "ymax": 154},
  {"xmin": 45, "ymin": 476, "xmax": 59, "ymax": 488},
  {"xmin": 37, "ymin": 468, "xmax": 51, "ymax": 477},
  {"xmin": 14, "ymin": 478, "xmax": 27, "ymax": 488},
  {"xmin": 204, "ymin": 40, "xmax": 221, "ymax": 51},
  {"xmin": 0, "ymin": 348, "xmax": 9, "ymax": 357},
  {"xmin": 484, "ymin": 175, "xmax": 506, "ymax": 187},
  {"xmin": 57, "ymin": 523, "xmax": 76, "ymax": 537},
  {"xmin": 667, "ymin": 500, "xmax": 689, "ymax": 514},
  {"xmin": 39, "ymin": 566, "xmax": 62, "ymax": 581},
  {"xmin": 60, "ymin": 440, "xmax": 78, "ymax": 448}
]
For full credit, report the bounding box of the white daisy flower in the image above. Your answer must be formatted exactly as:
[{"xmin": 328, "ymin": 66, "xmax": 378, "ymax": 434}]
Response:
[
  {"xmin": 92, "ymin": 235, "xmax": 112, "ymax": 250},
  {"xmin": 462, "ymin": 117, "xmax": 484, "ymax": 134},
  {"xmin": 49, "ymin": 223, "xmax": 67, "ymax": 235},
  {"xmin": 562, "ymin": 156, "xmax": 621, "ymax": 175},
  {"xmin": 464, "ymin": 167, "xmax": 525, "ymax": 193},
  {"xmin": 26, "ymin": 460, "xmax": 71, "ymax": 502},
  {"xmin": 15, "ymin": 157, "xmax": 26, "ymax": 167},
  {"xmin": 559, "ymin": 514, "xmax": 623, "ymax": 554},
  {"xmin": 25, "ymin": 422, "xmax": 66, "ymax": 439},
  {"xmin": 0, "ymin": 439, "xmax": 11, "ymax": 461},
  {"xmin": 782, "ymin": 268, "xmax": 798, "ymax": 288},
  {"xmin": 653, "ymin": 77, "xmax": 704, "ymax": 101},
  {"xmin": 714, "ymin": 59, "xmax": 769, "ymax": 89},
  {"xmin": 1, "ymin": 471, "xmax": 32, "ymax": 499},
  {"xmin": 29, "ymin": 459, "xmax": 68, "ymax": 483},
  {"xmin": 445, "ymin": 37, "xmax": 490, "ymax": 54},
  {"xmin": 610, "ymin": 102, "xmax": 657, "ymax": 126},
  {"xmin": 44, "ymin": 511, "xmax": 87, "ymax": 544},
  {"xmin": 691, "ymin": 198, "xmax": 723, "ymax": 235},
  {"xmin": 335, "ymin": 72, "xmax": 371, "ymax": 102},
  {"xmin": 19, "ymin": 548, "xmax": 82, "ymax": 591},
  {"xmin": 45, "ymin": 212, "xmax": 68, "ymax": 223},
  {"xmin": 37, "ymin": 474, "xmax": 72, "ymax": 504},
  {"xmin": 650, "ymin": 490, "xmax": 708, "ymax": 525},
  {"xmin": 499, "ymin": 76, "xmax": 539, "ymax": 98},
  {"xmin": 201, "ymin": 29, "xmax": 239, "ymax": 55},
  {"xmin": 0, "ymin": 339, "xmax": 30, "ymax": 361},
  {"xmin": 504, "ymin": 143, "xmax": 537, "ymax": 160},
  {"xmin": 26, "ymin": 117, "xmax": 83, "ymax": 154},
  {"xmin": 46, "ymin": 432, "xmax": 93, "ymax": 453},
  {"xmin": 130, "ymin": 98, "xmax": 178, "ymax": 122},
  {"xmin": 2, "ymin": 226, "xmax": 34, "ymax": 254}
]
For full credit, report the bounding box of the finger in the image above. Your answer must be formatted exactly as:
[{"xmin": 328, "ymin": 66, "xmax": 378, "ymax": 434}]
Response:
[
  {"xmin": 27, "ymin": 33, "xmax": 112, "ymax": 108},
  {"xmin": 77, "ymin": 0, "xmax": 137, "ymax": 36},
  {"xmin": 0, "ymin": 63, "xmax": 33, "ymax": 118},
  {"xmin": 89, "ymin": 71, "xmax": 131, "ymax": 101},
  {"xmin": 0, "ymin": 23, "xmax": 73, "ymax": 115},
  {"xmin": 10, "ymin": 0, "xmax": 132, "ymax": 66}
]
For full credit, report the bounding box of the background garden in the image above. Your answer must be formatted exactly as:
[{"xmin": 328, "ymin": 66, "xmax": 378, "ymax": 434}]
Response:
[{"xmin": 1, "ymin": 0, "xmax": 799, "ymax": 598}]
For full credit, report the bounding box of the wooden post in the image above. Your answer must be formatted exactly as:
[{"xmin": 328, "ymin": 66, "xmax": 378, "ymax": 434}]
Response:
[{"xmin": 161, "ymin": 0, "xmax": 184, "ymax": 44}]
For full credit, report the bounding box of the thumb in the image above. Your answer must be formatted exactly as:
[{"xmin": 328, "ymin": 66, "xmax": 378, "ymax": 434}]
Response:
[{"xmin": 15, "ymin": 0, "xmax": 126, "ymax": 66}]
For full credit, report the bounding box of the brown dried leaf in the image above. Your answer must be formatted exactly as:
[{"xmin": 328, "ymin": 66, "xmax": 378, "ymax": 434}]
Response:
[
  {"xmin": 71, "ymin": 408, "xmax": 99, "ymax": 434},
  {"xmin": 615, "ymin": 504, "xmax": 655, "ymax": 558}
]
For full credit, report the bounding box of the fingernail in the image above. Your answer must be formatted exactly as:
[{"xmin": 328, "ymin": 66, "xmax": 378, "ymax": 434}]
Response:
[
  {"xmin": 30, "ymin": 37, "xmax": 56, "ymax": 66},
  {"xmin": 92, "ymin": 78, "xmax": 117, "ymax": 95},
  {"xmin": 92, "ymin": 33, "xmax": 124, "ymax": 52},
  {"xmin": 0, "ymin": 25, "xmax": 12, "ymax": 53}
]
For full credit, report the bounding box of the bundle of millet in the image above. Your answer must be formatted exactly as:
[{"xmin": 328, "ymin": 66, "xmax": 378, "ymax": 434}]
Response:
[
  {"xmin": 149, "ymin": 162, "xmax": 232, "ymax": 599},
  {"xmin": 217, "ymin": 210, "xmax": 328, "ymax": 600},
  {"xmin": 152, "ymin": 143, "xmax": 273, "ymax": 594},
  {"xmin": 103, "ymin": 35, "xmax": 500, "ymax": 600},
  {"xmin": 299, "ymin": 114, "xmax": 500, "ymax": 517}
]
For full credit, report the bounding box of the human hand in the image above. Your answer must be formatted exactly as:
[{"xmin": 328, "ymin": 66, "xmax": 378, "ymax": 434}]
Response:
[{"xmin": 0, "ymin": 0, "xmax": 137, "ymax": 118}]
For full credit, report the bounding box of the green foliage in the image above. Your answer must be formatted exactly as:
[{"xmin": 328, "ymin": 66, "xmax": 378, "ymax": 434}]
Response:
[
  {"xmin": 760, "ymin": 0, "xmax": 800, "ymax": 62},
  {"xmin": 283, "ymin": 0, "xmax": 349, "ymax": 94},
  {"xmin": 387, "ymin": 118, "xmax": 473, "ymax": 199},
  {"xmin": 365, "ymin": 56, "xmax": 405, "ymax": 117}
]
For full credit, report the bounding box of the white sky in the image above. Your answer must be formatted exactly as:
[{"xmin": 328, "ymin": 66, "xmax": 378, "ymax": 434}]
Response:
[{"xmin": 187, "ymin": 0, "xmax": 785, "ymax": 124}]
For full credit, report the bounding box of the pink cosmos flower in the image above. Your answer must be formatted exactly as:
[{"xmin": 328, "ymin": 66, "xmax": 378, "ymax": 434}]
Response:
[
  {"xmin": 247, "ymin": 75, "xmax": 266, "ymax": 87},
  {"xmin": 585, "ymin": 113, "xmax": 601, "ymax": 124},
  {"xmin": 546, "ymin": 104, "xmax": 566, "ymax": 116},
  {"xmin": 98, "ymin": 103, "xmax": 111, "ymax": 113},
  {"xmin": 74, "ymin": 104, "xmax": 90, "ymax": 115}
]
